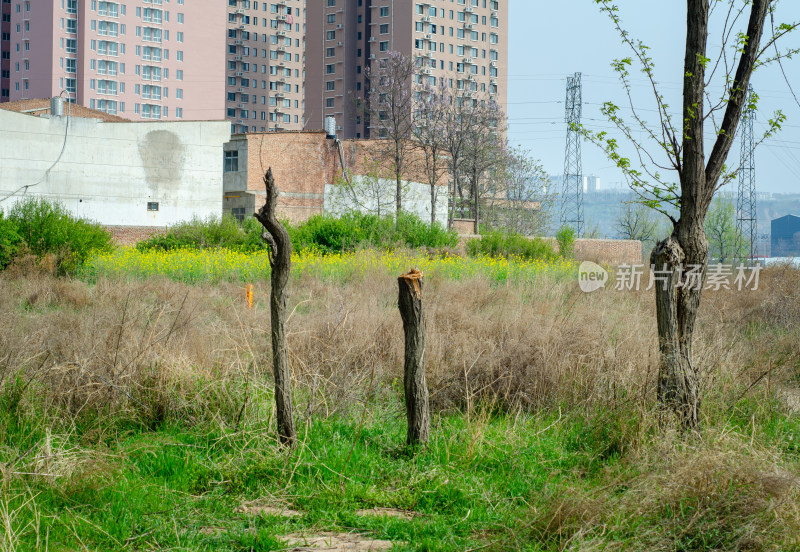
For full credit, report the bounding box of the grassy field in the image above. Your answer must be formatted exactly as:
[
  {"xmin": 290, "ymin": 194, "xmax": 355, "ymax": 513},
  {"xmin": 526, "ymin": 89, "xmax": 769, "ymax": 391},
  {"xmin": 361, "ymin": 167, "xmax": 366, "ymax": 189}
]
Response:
[{"xmin": 1, "ymin": 251, "xmax": 800, "ymax": 551}]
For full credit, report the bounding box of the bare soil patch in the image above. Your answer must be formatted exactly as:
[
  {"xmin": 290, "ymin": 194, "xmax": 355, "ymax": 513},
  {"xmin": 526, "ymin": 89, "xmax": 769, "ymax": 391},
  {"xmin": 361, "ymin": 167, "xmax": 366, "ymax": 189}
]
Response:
[
  {"xmin": 355, "ymin": 507, "xmax": 416, "ymax": 519},
  {"xmin": 283, "ymin": 531, "xmax": 394, "ymax": 551}
]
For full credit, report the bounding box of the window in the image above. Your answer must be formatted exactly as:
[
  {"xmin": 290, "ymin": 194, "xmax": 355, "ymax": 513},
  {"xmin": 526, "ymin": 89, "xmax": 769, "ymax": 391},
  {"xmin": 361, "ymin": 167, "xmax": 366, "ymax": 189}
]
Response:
[
  {"xmin": 379, "ymin": 41, "xmax": 388, "ymax": 51},
  {"xmin": 380, "ymin": 7, "xmax": 389, "ymax": 16},
  {"xmin": 224, "ymin": 151, "xmax": 239, "ymax": 172},
  {"xmin": 380, "ymin": 24, "xmax": 388, "ymax": 34},
  {"xmin": 147, "ymin": 202, "xmax": 159, "ymax": 212}
]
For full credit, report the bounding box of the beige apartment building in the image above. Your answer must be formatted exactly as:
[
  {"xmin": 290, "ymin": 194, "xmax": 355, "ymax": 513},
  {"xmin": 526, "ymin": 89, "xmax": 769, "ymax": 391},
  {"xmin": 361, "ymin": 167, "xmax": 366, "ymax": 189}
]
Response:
[
  {"xmin": 225, "ymin": 0, "xmax": 305, "ymax": 133},
  {"xmin": 306, "ymin": 0, "xmax": 507, "ymax": 139}
]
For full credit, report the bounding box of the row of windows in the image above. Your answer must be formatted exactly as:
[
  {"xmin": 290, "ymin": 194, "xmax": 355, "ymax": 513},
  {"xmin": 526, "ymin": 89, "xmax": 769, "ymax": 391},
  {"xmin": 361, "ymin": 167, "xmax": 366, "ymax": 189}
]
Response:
[
  {"xmin": 227, "ymin": 94, "xmax": 300, "ymax": 107},
  {"xmin": 226, "ymin": 109, "xmax": 298, "ymax": 123}
]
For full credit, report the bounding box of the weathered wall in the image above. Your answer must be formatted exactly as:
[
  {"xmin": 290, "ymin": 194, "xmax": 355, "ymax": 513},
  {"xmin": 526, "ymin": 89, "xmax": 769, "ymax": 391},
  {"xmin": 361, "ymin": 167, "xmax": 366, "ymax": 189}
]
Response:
[
  {"xmin": 0, "ymin": 109, "xmax": 230, "ymax": 226},
  {"xmin": 105, "ymin": 226, "xmax": 166, "ymax": 246}
]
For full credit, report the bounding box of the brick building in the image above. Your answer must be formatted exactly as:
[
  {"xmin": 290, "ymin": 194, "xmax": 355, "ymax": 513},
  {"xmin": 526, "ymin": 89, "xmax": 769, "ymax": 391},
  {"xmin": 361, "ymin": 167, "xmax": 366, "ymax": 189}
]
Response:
[{"xmin": 222, "ymin": 130, "xmax": 449, "ymax": 223}]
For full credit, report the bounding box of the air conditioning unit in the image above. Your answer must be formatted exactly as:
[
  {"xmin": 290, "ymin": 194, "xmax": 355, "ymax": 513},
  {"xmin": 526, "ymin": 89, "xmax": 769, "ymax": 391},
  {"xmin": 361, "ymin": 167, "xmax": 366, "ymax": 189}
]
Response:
[
  {"xmin": 336, "ymin": 24, "xmax": 343, "ymax": 29},
  {"xmin": 490, "ymin": 60, "xmax": 497, "ymax": 67},
  {"xmin": 368, "ymin": 53, "xmax": 376, "ymax": 59},
  {"xmin": 421, "ymin": 16, "xmax": 431, "ymax": 23},
  {"xmin": 464, "ymin": 24, "xmax": 473, "ymax": 30},
  {"xmin": 235, "ymin": 71, "xmax": 244, "ymax": 76},
  {"xmin": 337, "ymin": 41, "xmax": 344, "ymax": 46},
  {"xmin": 368, "ymin": 37, "xmax": 376, "ymax": 42},
  {"xmin": 276, "ymin": 31, "xmax": 286, "ymax": 37},
  {"xmin": 424, "ymin": 34, "xmax": 432, "ymax": 40},
  {"xmin": 463, "ymin": 57, "xmax": 473, "ymax": 64}
]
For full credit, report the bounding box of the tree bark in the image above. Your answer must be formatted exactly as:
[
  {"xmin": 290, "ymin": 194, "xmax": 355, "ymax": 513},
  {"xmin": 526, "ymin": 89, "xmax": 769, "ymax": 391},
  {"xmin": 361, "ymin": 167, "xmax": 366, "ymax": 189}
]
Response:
[
  {"xmin": 254, "ymin": 168, "xmax": 296, "ymax": 447},
  {"xmin": 395, "ymin": 152, "xmax": 403, "ymax": 215},
  {"xmin": 650, "ymin": 233, "xmax": 706, "ymax": 429},
  {"xmin": 398, "ymin": 269, "xmax": 430, "ymax": 446}
]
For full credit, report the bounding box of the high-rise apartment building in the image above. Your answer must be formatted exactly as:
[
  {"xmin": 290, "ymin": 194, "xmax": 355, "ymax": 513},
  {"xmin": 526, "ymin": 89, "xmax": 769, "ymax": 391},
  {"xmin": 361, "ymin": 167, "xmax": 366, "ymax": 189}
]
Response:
[
  {"xmin": 1, "ymin": 0, "xmax": 10, "ymax": 101},
  {"xmin": 225, "ymin": 0, "xmax": 305, "ymax": 133},
  {"xmin": 0, "ymin": 0, "xmax": 226, "ymax": 121},
  {"xmin": 306, "ymin": 0, "xmax": 507, "ymax": 139}
]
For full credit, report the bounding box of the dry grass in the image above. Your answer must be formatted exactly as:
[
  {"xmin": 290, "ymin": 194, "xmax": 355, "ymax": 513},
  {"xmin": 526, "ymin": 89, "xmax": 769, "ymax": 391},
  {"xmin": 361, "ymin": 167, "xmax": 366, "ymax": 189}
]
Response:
[{"xmin": 0, "ymin": 264, "xmax": 798, "ymax": 429}]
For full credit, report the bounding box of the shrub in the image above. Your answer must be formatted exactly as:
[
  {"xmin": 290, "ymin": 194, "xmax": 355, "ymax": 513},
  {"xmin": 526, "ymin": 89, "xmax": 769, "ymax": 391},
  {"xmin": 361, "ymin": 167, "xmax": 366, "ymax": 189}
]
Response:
[
  {"xmin": 136, "ymin": 214, "xmax": 249, "ymax": 252},
  {"xmin": 0, "ymin": 213, "xmax": 23, "ymax": 270},
  {"xmin": 6, "ymin": 198, "xmax": 112, "ymax": 274},
  {"xmin": 288, "ymin": 211, "xmax": 458, "ymax": 254},
  {"xmin": 466, "ymin": 229, "xmax": 558, "ymax": 261},
  {"xmin": 556, "ymin": 225, "xmax": 576, "ymax": 258}
]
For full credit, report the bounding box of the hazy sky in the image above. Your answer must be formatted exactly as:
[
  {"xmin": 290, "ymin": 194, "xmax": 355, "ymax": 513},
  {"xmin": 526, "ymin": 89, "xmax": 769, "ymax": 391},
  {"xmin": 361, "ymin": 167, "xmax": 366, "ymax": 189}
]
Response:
[{"xmin": 507, "ymin": 1, "xmax": 800, "ymax": 194}]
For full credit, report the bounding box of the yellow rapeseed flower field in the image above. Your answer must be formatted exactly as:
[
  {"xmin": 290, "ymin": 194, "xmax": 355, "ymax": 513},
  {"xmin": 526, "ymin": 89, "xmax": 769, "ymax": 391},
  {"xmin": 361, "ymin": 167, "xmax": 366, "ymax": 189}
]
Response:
[{"xmin": 85, "ymin": 247, "xmax": 576, "ymax": 284}]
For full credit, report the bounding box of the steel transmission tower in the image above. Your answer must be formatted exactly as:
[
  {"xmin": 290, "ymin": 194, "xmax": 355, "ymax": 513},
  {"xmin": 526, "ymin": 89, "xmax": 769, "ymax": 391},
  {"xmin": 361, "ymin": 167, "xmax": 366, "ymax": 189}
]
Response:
[
  {"xmin": 737, "ymin": 85, "xmax": 757, "ymax": 263},
  {"xmin": 561, "ymin": 72, "xmax": 584, "ymax": 237}
]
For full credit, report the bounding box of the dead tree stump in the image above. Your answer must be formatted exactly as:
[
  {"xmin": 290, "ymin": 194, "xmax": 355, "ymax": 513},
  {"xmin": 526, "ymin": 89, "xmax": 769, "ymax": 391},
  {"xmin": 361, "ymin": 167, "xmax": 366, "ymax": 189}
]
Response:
[
  {"xmin": 398, "ymin": 268, "xmax": 430, "ymax": 446},
  {"xmin": 254, "ymin": 168, "xmax": 296, "ymax": 447}
]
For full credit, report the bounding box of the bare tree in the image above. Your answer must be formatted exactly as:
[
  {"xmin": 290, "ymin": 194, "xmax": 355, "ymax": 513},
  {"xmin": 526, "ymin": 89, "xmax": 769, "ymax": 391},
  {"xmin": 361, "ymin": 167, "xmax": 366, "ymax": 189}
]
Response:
[
  {"xmin": 327, "ymin": 159, "xmax": 396, "ymax": 218},
  {"xmin": 413, "ymin": 82, "xmax": 450, "ymax": 225},
  {"xmin": 616, "ymin": 202, "xmax": 666, "ymax": 257},
  {"xmin": 588, "ymin": 0, "xmax": 797, "ymax": 427},
  {"xmin": 462, "ymin": 99, "xmax": 507, "ymax": 234},
  {"xmin": 439, "ymin": 89, "xmax": 503, "ymax": 229},
  {"xmin": 361, "ymin": 52, "xmax": 417, "ymax": 215},
  {"xmin": 253, "ymin": 168, "xmax": 296, "ymax": 446},
  {"xmin": 482, "ymin": 146, "xmax": 554, "ymax": 236}
]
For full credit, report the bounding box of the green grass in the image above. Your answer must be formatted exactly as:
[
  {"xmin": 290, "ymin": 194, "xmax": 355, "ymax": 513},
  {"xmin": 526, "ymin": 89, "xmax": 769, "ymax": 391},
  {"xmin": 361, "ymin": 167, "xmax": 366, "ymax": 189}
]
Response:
[
  {"xmin": 5, "ymin": 391, "xmax": 798, "ymax": 551},
  {"xmin": 0, "ymin": 387, "xmax": 634, "ymax": 552}
]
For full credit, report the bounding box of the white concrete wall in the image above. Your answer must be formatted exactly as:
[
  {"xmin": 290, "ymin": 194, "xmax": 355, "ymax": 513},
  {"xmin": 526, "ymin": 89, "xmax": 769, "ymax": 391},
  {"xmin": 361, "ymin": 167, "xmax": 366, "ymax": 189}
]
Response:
[
  {"xmin": 0, "ymin": 109, "xmax": 230, "ymax": 226},
  {"xmin": 325, "ymin": 177, "xmax": 449, "ymax": 227}
]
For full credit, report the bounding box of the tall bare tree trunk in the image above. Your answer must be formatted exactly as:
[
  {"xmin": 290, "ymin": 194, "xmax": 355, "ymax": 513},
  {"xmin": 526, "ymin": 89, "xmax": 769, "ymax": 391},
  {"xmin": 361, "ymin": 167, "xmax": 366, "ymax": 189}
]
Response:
[
  {"xmin": 395, "ymin": 153, "xmax": 403, "ymax": 215},
  {"xmin": 254, "ymin": 168, "xmax": 296, "ymax": 446},
  {"xmin": 398, "ymin": 269, "xmax": 430, "ymax": 446},
  {"xmin": 430, "ymin": 155, "xmax": 438, "ymax": 225}
]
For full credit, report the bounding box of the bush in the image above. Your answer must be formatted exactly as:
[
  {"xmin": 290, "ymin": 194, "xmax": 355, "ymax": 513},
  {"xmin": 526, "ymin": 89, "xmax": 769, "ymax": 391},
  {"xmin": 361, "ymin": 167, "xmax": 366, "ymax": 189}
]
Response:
[
  {"xmin": 6, "ymin": 198, "xmax": 112, "ymax": 274},
  {"xmin": 284, "ymin": 211, "xmax": 458, "ymax": 254},
  {"xmin": 0, "ymin": 213, "xmax": 23, "ymax": 270},
  {"xmin": 136, "ymin": 215, "xmax": 252, "ymax": 252},
  {"xmin": 466, "ymin": 229, "xmax": 558, "ymax": 261},
  {"xmin": 135, "ymin": 211, "xmax": 458, "ymax": 255},
  {"xmin": 556, "ymin": 225, "xmax": 576, "ymax": 258}
]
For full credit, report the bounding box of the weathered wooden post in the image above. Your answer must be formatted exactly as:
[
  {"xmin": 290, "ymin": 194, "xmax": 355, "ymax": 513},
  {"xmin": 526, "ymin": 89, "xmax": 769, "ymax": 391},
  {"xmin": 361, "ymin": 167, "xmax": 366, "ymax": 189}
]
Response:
[
  {"xmin": 397, "ymin": 268, "xmax": 430, "ymax": 446},
  {"xmin": 254, "ymin": 168, "xmax": 296, "ymax": 446}
]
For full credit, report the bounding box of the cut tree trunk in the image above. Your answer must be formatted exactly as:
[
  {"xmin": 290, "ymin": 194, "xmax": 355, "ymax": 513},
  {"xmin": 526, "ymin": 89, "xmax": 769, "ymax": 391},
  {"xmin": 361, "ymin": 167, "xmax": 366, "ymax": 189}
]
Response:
[
  {"xmin": 254, "ymin": 168, "xmax": 296, "ymax": 446},
  {"xmin": 650, "ymin": 230, "xmax": 708, "ymax": 429},
  {"xmin": 398, "ymin": 269, "xmax": 430, "ymax": 446}
]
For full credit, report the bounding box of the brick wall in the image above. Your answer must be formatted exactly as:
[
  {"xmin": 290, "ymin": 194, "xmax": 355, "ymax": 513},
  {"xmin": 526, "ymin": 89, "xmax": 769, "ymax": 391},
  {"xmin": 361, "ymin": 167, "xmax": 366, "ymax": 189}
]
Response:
[
  {"xmin": 238, "ymin": 132, "xmax": 447, "ymax": 223},
  {"xmin": 459, "ymin": 234, "xmax": 642, "ymax": 266},
  {"xmin": 572, "ymin": 239, "xmax": 642, "ymax": 265},
  {"xmin": 105, "ymin": 226, "xmax": 166, "ymax": 246}
]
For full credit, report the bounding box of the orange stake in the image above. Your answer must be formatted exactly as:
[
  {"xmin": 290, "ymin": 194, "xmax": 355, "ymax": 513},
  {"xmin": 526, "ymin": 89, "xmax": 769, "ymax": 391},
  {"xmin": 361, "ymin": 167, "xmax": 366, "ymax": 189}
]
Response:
[{"xmin": 246, "ymin": 284, "xmax": 254, "ymax": 309}]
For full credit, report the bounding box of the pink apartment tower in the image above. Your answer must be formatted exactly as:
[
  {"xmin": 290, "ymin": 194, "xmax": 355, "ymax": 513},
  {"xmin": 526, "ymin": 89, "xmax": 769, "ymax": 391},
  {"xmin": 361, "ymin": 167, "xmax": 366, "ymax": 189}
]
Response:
[
  {"xmin": 306, "ymin": 0, "xmax": 508, "ymax": 139},
  {"xmin": 0, "ymin": 0, "xmax": 226, "ymax": 121},
  {"xmin": 225, "ymin": 0, "xmax": 306, "ymax": 133}
]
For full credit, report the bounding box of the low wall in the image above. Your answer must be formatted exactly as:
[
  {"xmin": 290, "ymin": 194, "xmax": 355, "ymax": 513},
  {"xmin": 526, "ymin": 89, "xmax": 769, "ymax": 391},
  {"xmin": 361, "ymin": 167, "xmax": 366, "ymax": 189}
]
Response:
[
  {"xmin": 459, "ymin": 234, "xmax": 642, "ymax": 266},
  {"xmin": 105, "ymin": 226, "xmax": 166, "ymax": 246}
]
